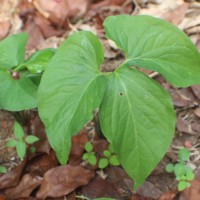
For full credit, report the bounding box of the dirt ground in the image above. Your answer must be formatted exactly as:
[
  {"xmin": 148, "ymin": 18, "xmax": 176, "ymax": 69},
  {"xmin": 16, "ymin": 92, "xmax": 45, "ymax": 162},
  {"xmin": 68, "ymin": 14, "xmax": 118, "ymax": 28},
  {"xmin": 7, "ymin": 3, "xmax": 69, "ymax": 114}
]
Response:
[{"xmin": 0, "ymin": 0, "xmax": 200, "ymax": 199}]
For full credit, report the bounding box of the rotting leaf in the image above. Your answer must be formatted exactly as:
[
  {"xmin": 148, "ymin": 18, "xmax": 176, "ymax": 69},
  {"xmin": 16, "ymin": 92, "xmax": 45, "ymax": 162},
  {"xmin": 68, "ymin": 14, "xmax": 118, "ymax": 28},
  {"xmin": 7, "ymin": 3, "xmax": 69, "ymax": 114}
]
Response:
[
  {"xmin": 0, "ymin": 160, "xmax": 26, "ymax": 189},
  {"xmin": 36, "ymin": 165, "xmax": 95, "ymax": 199},
  {"xmin": 5, "ymin": 174, "xmax": 42, "ymax": 200}
]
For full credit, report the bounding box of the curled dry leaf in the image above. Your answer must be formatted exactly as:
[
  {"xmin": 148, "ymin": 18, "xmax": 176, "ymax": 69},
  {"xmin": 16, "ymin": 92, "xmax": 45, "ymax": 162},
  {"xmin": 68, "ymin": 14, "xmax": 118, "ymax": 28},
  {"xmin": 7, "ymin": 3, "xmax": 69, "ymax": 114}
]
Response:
[
  {"xmin": 0, "ymin": 160, "xmax": 26, "ymax": 190},
  {"xmin": 158, "ymin": 190, "xmax": 177, "ymax": 200},
  {"xmin": 5, "ymin": 173, "xmax": 42, "ymax": 200},
  {"xmin": 36, "ymin": 165, "xmax": 95, "ymax": 199}
]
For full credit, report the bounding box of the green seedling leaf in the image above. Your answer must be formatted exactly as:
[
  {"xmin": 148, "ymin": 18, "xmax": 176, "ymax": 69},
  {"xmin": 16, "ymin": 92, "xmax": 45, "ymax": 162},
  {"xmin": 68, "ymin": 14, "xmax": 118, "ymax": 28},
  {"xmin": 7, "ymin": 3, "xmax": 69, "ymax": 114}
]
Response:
[
  {"xmin": 104, "ymin": 15, "xmax": 200, "ymax": 87},
  {"xmin": 165, "ymin": 163, "xmax": 174, "ymax": 173},
  {"xmin": 88, "ymin": 154, "xmax": 97, "ymax": 165},
  {"xmin": 85, "ymin": 142, "xmax": 93, "ymax": 152},
  {"xmin": 0, "ymin": 32, "xmax": 27, "ymax": 69},
  {"xmin": 103, "ymin": 150, "xmax": 111, "ymax": 157},
  {"xmin": 82, "ymin": 153, "xmax": 89, "ymax": 161},
  {"xmin": 178, "ymin": 181, "xmax": 189, "ymax": 191},
  {"xmin": 109, "ymin": 155, "xmax": 120, "ymax": 166},
  {"xmin": 25, "ymin": 48, "xmax": 56, "ymax": 73},
  {"xmin": 108, "ymin": 144, "xmax": 114, "ymax": 153},
  {"xmin": 0, "ymin": 166, "xmax": 7, "ymax": 174},
  {"xmin": 38, "ymin": 31, "xmax": 106, "ymax": 164},
  {"xmin": 99, "ymin": 158, "xmax": 109, "ymax": 169},
  {"xmin": 174, "ymin": 163, "xmax": 189, "ymax": 177},
  {"xmin": 30, "ymin": 146, "xmax": 36, "ymax": 153},
  {"xmin": 178, "ymin": 148, "xmax": 190, "ymax": 162},
  {"xmin": 14, "ymin": 121, "xmax": 24, "ymax": 140},
  {"xmin": 25, "ymin": 135, "xmax": 39, "ymax": 144},
  {"xmin": 99, "ymin": 66, "xmax": 175, "ymax": 189},
  {"xmin": 0, "ymin": 70, "xmax": 38, "ymax": 111},
  {"xmin": 186, "ymin": 170, "xmax": 195, "ymax": 181},
  {"xmin": 6, "ymin": 139, "xmax": 18, "ymax": 147},
  {"xmin": 16, "ymin": 141, "xmax": 26, "ymax": 160}
]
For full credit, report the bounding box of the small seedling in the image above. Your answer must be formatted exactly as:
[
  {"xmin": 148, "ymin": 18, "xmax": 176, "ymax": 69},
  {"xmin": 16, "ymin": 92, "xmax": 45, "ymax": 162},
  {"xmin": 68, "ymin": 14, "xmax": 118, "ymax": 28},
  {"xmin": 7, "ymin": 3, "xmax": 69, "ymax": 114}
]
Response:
[
  {"xmin": 82, "ymin": 141, "xmax": 97, "ymax": 165},
  {"xmin": 0, "ymin": 166, "xmax": 7, "ymax": 174},
  {"xmin": 165, "ymin": 148, "xmax": 195, "ymax": 191},
  {"xmin": 99, "ymin": 144, "xmax": 120, "ymax": 169},
  {"xmin": 6, "ymin": 121, "xmax": 39, "ymax": 160}
]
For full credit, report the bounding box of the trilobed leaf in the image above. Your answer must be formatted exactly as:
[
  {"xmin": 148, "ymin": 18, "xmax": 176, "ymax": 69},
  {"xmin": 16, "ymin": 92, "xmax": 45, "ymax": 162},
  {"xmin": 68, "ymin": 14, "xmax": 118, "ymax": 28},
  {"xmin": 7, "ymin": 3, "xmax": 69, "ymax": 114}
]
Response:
[{"xmin": 38, "ymin": 31, "xmax": 106, "ymax": 164}]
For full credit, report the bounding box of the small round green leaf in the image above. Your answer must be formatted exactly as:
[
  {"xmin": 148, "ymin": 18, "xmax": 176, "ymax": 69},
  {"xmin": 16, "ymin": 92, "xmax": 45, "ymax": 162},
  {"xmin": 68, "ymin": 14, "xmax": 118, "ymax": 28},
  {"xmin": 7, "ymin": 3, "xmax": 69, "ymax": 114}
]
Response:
[
  {"xmin": 16, "ymin": 141, "xmax": 26, "ymax": 160},
  {"xmin": 178, "ymin": 181, "xmax": 189, "ymax": 191},
  {"xmin": 103, "ymin": 150, "xmax": 111, "ymax": 158},
  {"xmin": 5, "ymin": 139, "xmax": 17, "ymax": 147},
  {"xmin": 82, "ymin": 153, "xmax": 89, "ymax": 161},
  {"xmin": 186, "ymin": 170, "xmax": 195, "ymax": 181},
  {"xmin": 25, "ymin": 135, "xmax": 39, "ymax": 144},
  {"xmin": 109, "ymin": 155, "xmax": 120, "ymax": 166},
  {"xmin": 85, "ymin": 142, "xmax": 93, "ymax": 152},
  {"xmin": 88, "ymin": 154, "xmax": 97, "ymax": 165},
  {"xmin": 174, "ymin": 163, "xmax": 189, "ymax": 177},
  {"xmin": 108, "ymin": 144, "xmax": 114, "ymax": 153},
  {"xmin": 29, "ymin": 146, "xmax": 36, "ymax": 153},
  {"xmin": 165, "ymin": 163, "xmax": 174, "ymax": 173},
  {"xmin": 178, "ymin": 148, "xmax": 190, "ymax": 162},
  {"xmin": 99, "ymin": 158, "xmax": 109, "ymax": 169},
  {"xmin": 0, "ymin": 166, "xmax": 7, "ymax": 174},
  {"xmin": 14, "ymin": 121, "xmax": 25, "ymax": 140}
]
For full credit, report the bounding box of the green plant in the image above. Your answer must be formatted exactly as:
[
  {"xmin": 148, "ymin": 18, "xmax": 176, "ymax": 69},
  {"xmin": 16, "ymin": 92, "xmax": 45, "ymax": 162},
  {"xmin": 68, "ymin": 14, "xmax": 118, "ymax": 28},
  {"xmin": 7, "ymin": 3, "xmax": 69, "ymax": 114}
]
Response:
[
  {"xmin": 82, "ymin": 141, "xmax": 97, "ymax": 165},
  {"xmin": 0, "ymin": 166, "xmax": 7, "ymax": 174},
  {"xmin": 0, "ymin": 32, "xmax": 55, "ymax": 111},
  {"xmin": 99, "ymin": 144, "xmax": 120, "ymax": 169},
  {"xmin": 6, "ymin": 121, "xmax": 39, "ymax": 160},
  {"xmin": 37, "ymin": 15, "xmax": 200, "ymax": 189},
  {"xmin": 165, "ymin": 148, "xmax": 195, "ymax": 191}
]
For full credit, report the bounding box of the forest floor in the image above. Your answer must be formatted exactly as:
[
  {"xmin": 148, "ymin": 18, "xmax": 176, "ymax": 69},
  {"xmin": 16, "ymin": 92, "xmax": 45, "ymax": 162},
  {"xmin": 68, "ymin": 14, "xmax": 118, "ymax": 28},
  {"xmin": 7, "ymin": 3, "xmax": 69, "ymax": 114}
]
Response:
[{"xmin": 0, "ymin": 0, "xmax": 200, "ymax": 199}]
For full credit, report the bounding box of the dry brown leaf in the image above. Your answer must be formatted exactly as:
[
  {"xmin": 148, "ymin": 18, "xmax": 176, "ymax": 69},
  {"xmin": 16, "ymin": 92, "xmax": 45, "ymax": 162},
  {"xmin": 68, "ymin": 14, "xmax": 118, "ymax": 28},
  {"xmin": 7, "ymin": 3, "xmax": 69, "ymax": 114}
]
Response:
[
  {"xmin": 80, "ymin": 175, "xmax": 122, "ymax": 199},
  {"xmin": 179, "ymin": 179, "xmax": 200, "ymax": 200},
  {"xmin": 34, "ymin": 0, "xmax": 89, "ymax": 26},
  {"xmin": 36, "ymin": 165, "xmax": 95, "ymax": 199},
  {"xmin": 5, "ymin": 174, "xmax": 42, "ymax": 200},
  {"xmin": 27, "ymin": 152, "xmax": 58, "ymax": 176},
  {"xmin": 158, "ymin": 190, "xmax": 177, "ymax": 200},
  {"xmin": 0, "ymin": 160, "xmax": 26, "ymax": 190},
  {"xmin": 0, "ymin": 21, "xmax": 11, "ymax": 40},
  {"xmin": 69, "ymin": 129, "xmax": 89, "ymax": 165},
  {"xmin": 194, "ymin": 108, "xmax": 200, "ymax": 118},
  {"xmin": 130, "ymin": 194, "xmax": 153, "ymax": 200},
  {"xmin": 191, "ymin": 85, "xmax": 200, "ymax": 100}
]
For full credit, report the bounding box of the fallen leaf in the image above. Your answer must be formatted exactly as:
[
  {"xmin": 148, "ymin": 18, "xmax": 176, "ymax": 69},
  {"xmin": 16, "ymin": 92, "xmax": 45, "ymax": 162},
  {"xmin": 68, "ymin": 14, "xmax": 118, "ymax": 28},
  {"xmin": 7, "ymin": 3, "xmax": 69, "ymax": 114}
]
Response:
[
  {"xmin": 5, "ymin": 174, "xmax": 42, "ymax": 200},
  {"xmin": 136, "ymin": 181, "xmax": 163, "ymax": 199},
  {"xmin": 130, "ymin": 194, "xmax": 153, "ymax": 200},
  {"xmin": 69, "ymin": 129, "xmax": 89, "ymax": 165},
  {"xmin": 191, "ymin": 85, "xmax": 200, "ymax": 100},
  {"xmin": 80, "ymin": 175, "xmax": 122, "ymax": 199},
  {"xmin": 0, "ymin": 160, "xmax": 26, "ymax": 189},
  {"xmin": 194, "ymin": 108, "xmax": 200, "ymax": 118},
  {"xmin": 27, "ymin": 152, "xmax": 58, "ymax": 176},
  {"xmin": 0, "ymin": 21, "xmax": 11, "ymax": 40},
  {"xmin": 36, "ymin": 165, "xmax": 94, "ymax": 199},
  {"xmin": 179, "ymin": 179, "xmax": 200, "ymax": 200},
  {"xmin": 158, "ymin": 190, "xmax": 177, "ymax": 200}
]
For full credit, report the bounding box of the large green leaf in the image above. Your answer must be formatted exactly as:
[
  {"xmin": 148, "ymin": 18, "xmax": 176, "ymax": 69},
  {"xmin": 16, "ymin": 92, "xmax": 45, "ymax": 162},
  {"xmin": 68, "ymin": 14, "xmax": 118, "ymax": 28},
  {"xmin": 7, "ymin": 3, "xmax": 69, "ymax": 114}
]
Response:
[
  {"xmin": 104, "ymin": 15, "xmax": 200, "ymax": 87},
  {"xmin": 24, "ymin": 48, "xmax": 56, "ymax": 73},
  {"xmin": 38, "ymin": 31, "xmax": 106, "ymax": 164},
  {"xmin": 0, "ymin": 69, "xmax": 38, "ymax": 111},
  {"xmin": 0, "ymin": 32, "xmax": 28, "ymax": 69},
  {"xmin": 99, "ymin": 66, "xmax": 175, "ymax": 189}
]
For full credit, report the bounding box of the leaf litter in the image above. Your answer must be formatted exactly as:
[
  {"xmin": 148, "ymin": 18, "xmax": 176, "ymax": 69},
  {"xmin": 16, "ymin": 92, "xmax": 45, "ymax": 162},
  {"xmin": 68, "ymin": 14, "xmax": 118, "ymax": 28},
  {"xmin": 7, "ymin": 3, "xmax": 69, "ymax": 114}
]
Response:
[{"xmin": 0, "ymin": 0, "xmax": 200, "ymax": 199}]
